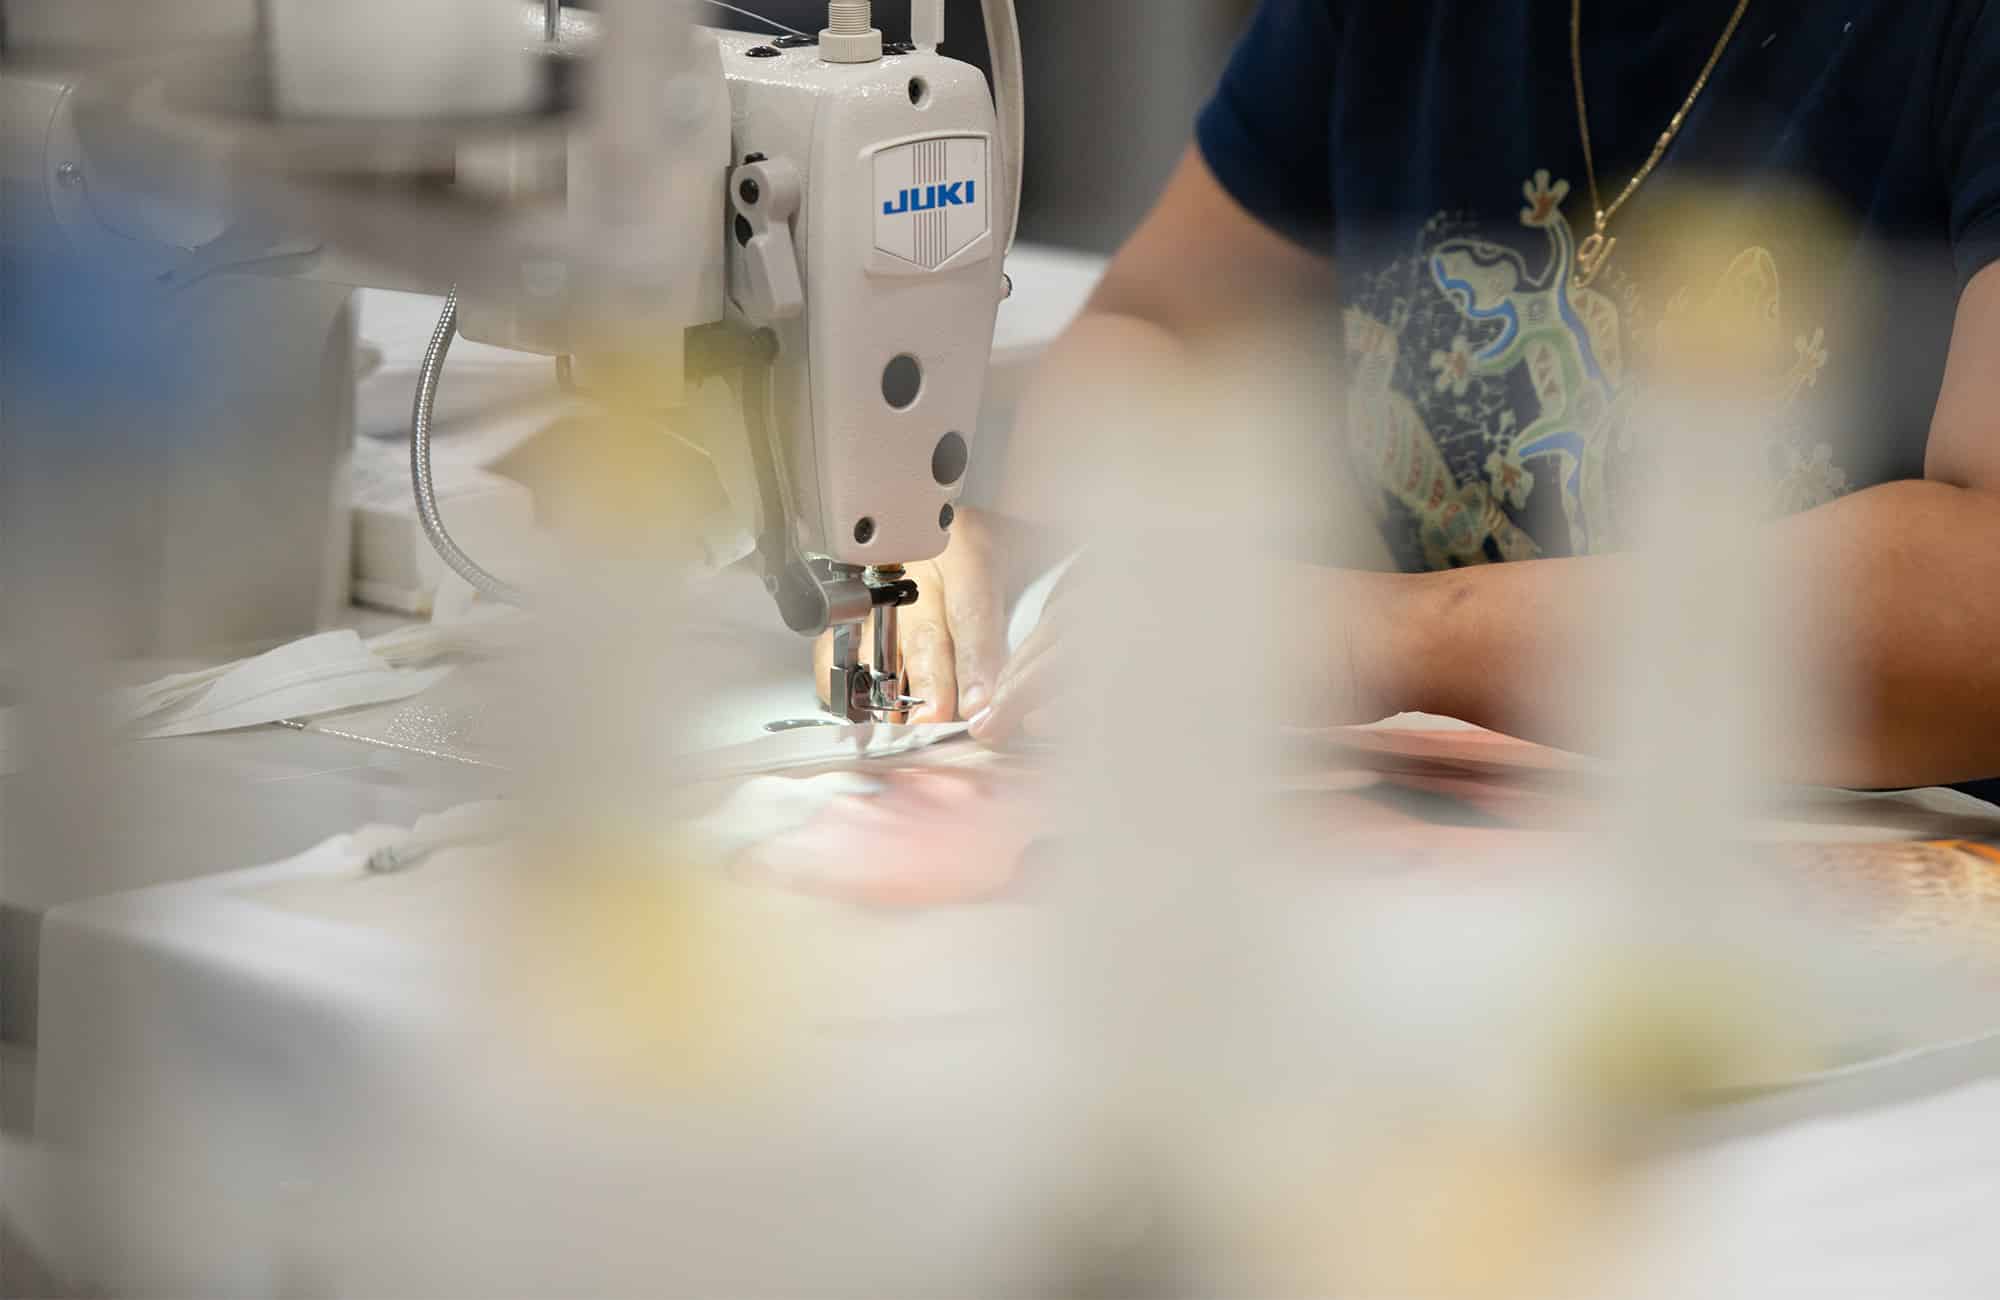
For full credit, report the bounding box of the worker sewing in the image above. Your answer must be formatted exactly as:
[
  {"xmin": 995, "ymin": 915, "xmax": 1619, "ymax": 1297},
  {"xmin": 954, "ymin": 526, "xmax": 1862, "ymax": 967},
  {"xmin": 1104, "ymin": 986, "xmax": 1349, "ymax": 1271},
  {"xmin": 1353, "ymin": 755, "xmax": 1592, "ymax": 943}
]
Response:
[{"xmin": 846, "ymin": 0, "xmax": 2000, "ymax": 797}]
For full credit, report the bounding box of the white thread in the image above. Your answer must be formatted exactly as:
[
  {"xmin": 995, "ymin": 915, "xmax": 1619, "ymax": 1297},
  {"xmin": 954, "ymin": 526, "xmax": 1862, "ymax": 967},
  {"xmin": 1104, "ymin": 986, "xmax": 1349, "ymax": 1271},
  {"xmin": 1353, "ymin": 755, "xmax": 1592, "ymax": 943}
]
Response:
[{"xmin": 697, "ymin": 0, "xmax": 811, "ymax": 38}]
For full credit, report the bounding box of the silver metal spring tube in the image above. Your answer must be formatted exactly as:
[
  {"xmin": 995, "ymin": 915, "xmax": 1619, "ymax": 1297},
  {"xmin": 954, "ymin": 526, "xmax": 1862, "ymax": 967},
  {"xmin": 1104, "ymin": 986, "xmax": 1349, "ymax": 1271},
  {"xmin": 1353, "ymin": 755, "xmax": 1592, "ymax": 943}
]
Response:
[{"xmin": 410, "ymin": 288, "xmax": 531, "ymax": 607}]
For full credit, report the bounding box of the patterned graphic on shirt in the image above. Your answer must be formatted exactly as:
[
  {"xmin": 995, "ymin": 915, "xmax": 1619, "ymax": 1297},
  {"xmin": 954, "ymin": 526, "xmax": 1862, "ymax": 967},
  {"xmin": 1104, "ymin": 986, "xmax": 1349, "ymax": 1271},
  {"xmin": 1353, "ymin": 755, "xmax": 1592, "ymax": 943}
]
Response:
[{"xmin": 1342, "ymin": 171, "xmax": 1846, "ymax": 571}]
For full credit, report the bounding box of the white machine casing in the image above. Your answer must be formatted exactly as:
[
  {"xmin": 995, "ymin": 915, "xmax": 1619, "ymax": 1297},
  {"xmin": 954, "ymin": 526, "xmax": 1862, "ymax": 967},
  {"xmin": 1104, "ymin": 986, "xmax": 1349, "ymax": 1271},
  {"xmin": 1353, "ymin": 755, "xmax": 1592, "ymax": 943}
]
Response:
[{"xmin": 719, "ymin": 30, "xmax": 1006, "ymax": 569}]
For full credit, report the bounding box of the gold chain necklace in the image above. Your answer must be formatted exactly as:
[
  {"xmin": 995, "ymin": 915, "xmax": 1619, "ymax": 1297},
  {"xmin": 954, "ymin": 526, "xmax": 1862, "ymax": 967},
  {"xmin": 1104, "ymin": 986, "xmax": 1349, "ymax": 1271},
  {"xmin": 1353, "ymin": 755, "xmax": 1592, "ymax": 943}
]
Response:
[{"xmin": 1569, "ymin": 0, "xmax": 1752, "ymax": 288}]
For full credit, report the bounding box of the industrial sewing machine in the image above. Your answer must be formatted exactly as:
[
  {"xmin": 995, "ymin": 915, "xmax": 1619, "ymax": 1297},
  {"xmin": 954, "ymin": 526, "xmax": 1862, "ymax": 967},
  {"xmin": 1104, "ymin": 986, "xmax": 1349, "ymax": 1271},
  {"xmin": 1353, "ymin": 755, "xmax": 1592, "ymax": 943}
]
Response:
[{"xmin": 1, "ymin": 0, "xmax": 1022, "ymax": 723}]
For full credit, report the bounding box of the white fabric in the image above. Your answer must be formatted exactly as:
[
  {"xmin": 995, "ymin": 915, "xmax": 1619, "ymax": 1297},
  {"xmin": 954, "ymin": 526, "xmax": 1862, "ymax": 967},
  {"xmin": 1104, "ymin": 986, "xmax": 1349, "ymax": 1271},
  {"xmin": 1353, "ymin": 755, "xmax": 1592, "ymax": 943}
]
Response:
[
  {"xmin": 365, "ymin": 799, "xmax": 516, "ymax": 873},
  {"xmin": 681, "ymin": 721, "xmax": 973, "ymax": 781},
  {"xmin": 687, "ymin": 771, "xmax": 887, "ymax": 859},
  {"xmin": 118, "ymin": 630, "xmax": 449, "ymax": 740},
  {"xmin": 1630, "ymin": 1076, "xmax": 2000, "ymax": 1298},
  {"xmin": 109, "ymin": 602, "xmax": 527, "ymax": 741},
  {"xmin": 1005, "ymin": 550, "xmax": 1082, "ymax": 654}
]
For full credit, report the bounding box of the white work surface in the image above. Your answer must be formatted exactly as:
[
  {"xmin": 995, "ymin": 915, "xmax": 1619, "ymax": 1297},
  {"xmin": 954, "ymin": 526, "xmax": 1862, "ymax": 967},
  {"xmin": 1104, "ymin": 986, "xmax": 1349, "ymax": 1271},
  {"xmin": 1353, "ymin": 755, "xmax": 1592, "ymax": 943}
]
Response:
[
  {"xmin": 17, "ymin": 648, "xmax": 2000, "ymax": 1296},
  {"xmin": 23, "ymin": 761, "xmax": 1072, "ymax": 1297},
  {"xmin": 20, "ymin": 735, "xmax": 2000, "ymax": 1298},
  {"xmin": 1634, "ymin": 1074, "xmax": 2000, "ymax": 1297},
  {"xmin": 21, "ymin": 645, "xmax": 2000, "ymax": 1298}
]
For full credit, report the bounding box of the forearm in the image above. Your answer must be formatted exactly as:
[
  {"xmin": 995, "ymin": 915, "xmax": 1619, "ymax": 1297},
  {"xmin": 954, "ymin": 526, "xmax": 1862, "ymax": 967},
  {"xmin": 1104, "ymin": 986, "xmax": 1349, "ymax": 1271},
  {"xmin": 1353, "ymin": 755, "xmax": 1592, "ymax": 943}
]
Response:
[{"xmin": 1379, "ymin": 479, "xmax": 2000, "ymax": 788}]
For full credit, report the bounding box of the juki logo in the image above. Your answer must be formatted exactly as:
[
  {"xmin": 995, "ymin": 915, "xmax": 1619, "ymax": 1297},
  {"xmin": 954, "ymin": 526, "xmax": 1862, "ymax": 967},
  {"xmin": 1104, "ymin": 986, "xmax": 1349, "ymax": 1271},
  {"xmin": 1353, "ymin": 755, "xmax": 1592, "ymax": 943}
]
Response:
[
  {"xmin": 882, "ymin": 180, "xmax": 977, "ymax": 216},
  {"xmin": 873, "ymin": 137, "xmax": 989, "ymax": 268}
]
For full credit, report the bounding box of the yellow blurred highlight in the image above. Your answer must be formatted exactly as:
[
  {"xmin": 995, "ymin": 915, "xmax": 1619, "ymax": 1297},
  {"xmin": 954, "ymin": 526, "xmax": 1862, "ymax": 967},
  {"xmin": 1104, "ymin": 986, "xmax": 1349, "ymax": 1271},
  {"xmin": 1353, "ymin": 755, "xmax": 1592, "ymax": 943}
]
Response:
[
  {"xmin": 502, "ymin": 828, "xmax": 801, "ymax": 1096},
  {"xmin": 1635, "ymin": 182, "xmax": 1851, "ymax": 404},
  {"xmin": 1252, "ymin": 1124, "xmax": 1615, "ymax": 1300},
  {"xmin": 1555, "ymin": 945, "xmax": 1826, "ymax": 1110},
  {"xmin": 522, "ymin": 334, "xmax": 736, "ymax": 562}
]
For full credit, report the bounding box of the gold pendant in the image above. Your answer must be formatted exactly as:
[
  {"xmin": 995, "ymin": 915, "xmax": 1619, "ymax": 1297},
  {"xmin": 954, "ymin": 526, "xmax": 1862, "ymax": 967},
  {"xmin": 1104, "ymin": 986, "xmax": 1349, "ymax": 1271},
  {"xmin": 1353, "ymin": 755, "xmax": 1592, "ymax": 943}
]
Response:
[{"xmin": 1573, "ymin": 229, "xmax": 1616, "ymax": 289}]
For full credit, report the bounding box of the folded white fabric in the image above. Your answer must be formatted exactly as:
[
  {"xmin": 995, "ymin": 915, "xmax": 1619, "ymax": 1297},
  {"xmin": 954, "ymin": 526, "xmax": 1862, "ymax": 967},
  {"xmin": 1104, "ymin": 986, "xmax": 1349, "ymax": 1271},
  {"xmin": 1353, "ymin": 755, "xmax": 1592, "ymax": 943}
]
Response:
[
  {"xmin": 1006, "ymin": 551, "xmax": 1083, "ymax": 654},
  {"xmin": 119, "ymin": 629, "xmax": 455, "ymax": 740}
]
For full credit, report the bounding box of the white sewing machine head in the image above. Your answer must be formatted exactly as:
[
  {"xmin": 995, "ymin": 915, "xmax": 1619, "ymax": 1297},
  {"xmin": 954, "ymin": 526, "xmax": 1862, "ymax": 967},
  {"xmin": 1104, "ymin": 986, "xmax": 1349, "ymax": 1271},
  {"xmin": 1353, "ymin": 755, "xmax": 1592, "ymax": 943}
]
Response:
[
  {"xmin": 706, "ymin": 16, "xmax": 1014, "ymax": 721},
  {"xmin": 721, "ymin": 23, "xmax": 1006, "ymax": 568}
]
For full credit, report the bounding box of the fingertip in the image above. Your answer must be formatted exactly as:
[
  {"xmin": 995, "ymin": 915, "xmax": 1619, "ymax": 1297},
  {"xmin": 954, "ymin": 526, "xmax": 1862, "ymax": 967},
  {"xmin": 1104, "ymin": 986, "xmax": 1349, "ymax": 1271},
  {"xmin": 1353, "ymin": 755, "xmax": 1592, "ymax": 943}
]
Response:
[
  {"xmin": 958, "ymin": 683, "xmax": 989, "ymax": 717},
  {"xmin": 916, "ymin": 695, "xmax": 957, "ymax": 726},
  {"xmin": 905, "ymin": 659, "xmax": 955, "ymax": 726},
  {"xmin": 966, "ymin": 705, "xmax": 994, "ymax": 741}
]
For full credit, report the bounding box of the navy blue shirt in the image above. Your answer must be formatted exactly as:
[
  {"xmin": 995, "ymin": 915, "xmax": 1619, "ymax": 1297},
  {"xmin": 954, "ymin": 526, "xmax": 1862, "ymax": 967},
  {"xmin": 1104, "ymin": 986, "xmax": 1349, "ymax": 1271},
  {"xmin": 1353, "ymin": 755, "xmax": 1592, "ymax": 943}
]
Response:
[
  {"xmin": 1200, "ymin": 0, "xmax": 2000, "ymax": 566},
  {"xmin": 1197, "ymin": 1, "xmax": 2000, "ymax": 795}
]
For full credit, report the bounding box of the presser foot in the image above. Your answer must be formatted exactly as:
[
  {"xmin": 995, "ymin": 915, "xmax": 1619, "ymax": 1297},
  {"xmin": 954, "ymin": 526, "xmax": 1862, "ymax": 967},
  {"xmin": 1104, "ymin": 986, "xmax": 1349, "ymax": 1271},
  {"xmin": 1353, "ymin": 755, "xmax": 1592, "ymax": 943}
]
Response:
[
  {"xmin": 765, "ymin": 654, "xmax": 922, "ymax": 733},
  {"xmin": 827, "ymin": 570, "xmax": 924, "ymax": 724},
  {"xmin": 828, "ymin": 660, "xmax": 925, "ymax": 726}
]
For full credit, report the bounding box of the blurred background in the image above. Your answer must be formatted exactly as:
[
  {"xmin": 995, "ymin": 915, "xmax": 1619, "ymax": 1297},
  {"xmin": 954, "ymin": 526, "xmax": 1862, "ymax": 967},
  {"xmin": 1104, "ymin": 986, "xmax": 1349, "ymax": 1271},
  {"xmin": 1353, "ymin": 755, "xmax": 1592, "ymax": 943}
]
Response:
[{"xmin": 1, "ymin": 0, "xmax": 1253, "ymax": 254}]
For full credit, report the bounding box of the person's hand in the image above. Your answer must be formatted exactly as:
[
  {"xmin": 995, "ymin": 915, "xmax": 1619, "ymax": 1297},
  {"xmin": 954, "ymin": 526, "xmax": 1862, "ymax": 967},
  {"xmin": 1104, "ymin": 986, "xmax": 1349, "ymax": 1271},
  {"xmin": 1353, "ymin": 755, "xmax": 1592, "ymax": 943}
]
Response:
[
  {"xmin": 968, "ymin": 565, "xmax": 1409, "ymax": 744},
  {"xmin": 814, "ymin": 506, "xmax": 1011, "ymax": 724}
]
